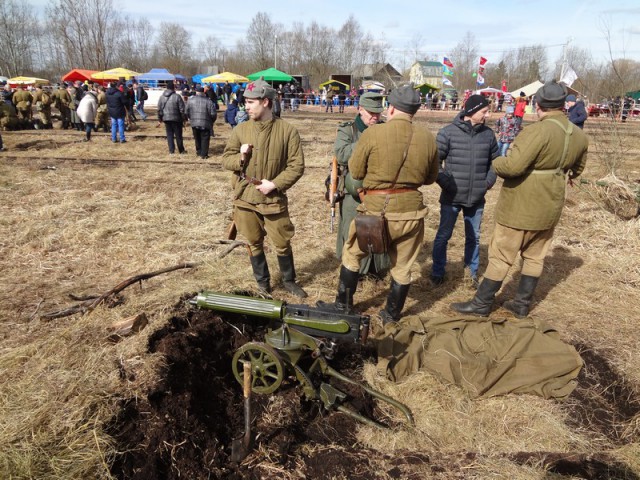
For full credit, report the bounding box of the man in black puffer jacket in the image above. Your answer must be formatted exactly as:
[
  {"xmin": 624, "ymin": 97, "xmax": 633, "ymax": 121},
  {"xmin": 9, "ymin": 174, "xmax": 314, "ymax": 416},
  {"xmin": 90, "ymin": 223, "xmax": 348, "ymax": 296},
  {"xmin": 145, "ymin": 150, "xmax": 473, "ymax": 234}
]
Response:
[
  {"xmin": 431, "ymin": 94, "xmax": 498, "ymax": 287},
  {"xmin": 105, "ymin": 82, "xmax": 128, "ymax": 143}
]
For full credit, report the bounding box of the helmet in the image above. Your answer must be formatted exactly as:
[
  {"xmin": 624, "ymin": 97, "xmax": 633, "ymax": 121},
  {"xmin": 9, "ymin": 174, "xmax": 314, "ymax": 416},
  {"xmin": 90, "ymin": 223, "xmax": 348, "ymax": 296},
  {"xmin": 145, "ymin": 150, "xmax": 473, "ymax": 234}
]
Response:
[{"xmin": 344, "ymin": 172, "xmax": 364, "ymax": 200}]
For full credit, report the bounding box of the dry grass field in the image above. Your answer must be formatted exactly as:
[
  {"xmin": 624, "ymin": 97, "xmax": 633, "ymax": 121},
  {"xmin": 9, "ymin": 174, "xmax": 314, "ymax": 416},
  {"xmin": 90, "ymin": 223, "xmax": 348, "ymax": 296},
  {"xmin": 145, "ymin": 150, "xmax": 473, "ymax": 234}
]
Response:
[{"xmin": 1, "ymin": 104, "xmax": 639, "ymax": 479}]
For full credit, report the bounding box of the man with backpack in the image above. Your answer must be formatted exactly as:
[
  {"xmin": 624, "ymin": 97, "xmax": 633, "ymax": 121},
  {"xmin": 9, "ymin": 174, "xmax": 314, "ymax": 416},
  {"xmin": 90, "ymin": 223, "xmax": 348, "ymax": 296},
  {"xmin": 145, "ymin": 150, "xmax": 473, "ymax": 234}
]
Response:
[
  {"xmin": 157, "ymin": 80, "xmax": 187, "ymax": 154},
  {"xmin": 32, "ymin": 85, "xmax": 53, "ymax": 129},
  {"xmin": 133, "ymin": 80, "xmax": 148, "ymax": 121}
]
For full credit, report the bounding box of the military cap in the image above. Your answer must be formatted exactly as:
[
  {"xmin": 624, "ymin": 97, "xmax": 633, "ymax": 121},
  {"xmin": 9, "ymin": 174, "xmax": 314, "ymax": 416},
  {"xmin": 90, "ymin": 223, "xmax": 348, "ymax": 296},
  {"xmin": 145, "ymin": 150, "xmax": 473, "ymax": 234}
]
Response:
[
  {"xmin": 244, "ymin": 76, "xmax": 276, "ymax": 100},
  {"xmin": 359, "ymin": 92, "xmax": 384, "ymax": 113},
  {"xmin": 535, "ymin": 80, "xmax": 567, "ymax": 109},
  {"xmin": 388, "ymin": 84, "xmax": 421, "ymax": 114}
]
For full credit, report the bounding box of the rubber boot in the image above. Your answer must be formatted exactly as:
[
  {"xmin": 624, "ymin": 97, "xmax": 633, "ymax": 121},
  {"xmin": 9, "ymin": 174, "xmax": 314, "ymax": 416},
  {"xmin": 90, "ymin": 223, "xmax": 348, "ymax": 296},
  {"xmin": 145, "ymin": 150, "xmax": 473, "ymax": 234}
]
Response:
[
  {"xmin": 379, "ymin": 279, "xmax": 410, "ymax": 325},
  {"xmin": 316, "ymin": 266, "xmax": 359, "ymax": 313},
  {"xmin": 277, "ymin": 254, "xmax": 307, "ymax": 298},
  {"xmin": 450, "ymin": 279, "xmax": 503, "ymax": 317},
  {"xmin": 249, "ymin": 252, "xmax": 271, "ymax": 294},
  {"xmin": 503, "ymin": 275, "xmax": 539, "ymax": 318}
]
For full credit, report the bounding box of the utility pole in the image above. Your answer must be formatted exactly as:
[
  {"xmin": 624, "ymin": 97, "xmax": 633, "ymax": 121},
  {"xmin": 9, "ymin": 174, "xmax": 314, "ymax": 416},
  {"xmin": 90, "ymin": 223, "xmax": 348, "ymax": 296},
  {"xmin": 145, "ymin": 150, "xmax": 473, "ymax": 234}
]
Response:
[
  {"xmin": 274, "ymin": 35, "xmax": 278, "ymax": 69},
  {"xmin": 560, "ymin": 37, "xmax": 572, "ymax": 79}
]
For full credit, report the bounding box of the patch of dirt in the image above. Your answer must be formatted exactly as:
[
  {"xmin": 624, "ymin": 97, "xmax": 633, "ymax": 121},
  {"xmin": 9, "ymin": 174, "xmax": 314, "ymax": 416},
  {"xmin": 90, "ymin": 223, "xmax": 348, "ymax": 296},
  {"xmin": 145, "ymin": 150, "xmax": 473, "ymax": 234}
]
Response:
[
  {"xmin": 108, "ymin": 297, "xmax": 390, "ymax": 479},
  {"xmin": 562, "ymin": 344, "xmax": 640, "ymax": 445},
  {"xmin": 509, "ymin": 452, "xmax": 640, "ymax": 480}
]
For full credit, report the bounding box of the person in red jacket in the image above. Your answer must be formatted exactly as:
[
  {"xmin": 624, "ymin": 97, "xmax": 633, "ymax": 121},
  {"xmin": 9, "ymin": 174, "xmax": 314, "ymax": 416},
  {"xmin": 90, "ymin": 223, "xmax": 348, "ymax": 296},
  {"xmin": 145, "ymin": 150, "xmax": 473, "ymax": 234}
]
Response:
[{"xmin": 514, "ymin": 91, "xmax": 527, "ymax": 130}]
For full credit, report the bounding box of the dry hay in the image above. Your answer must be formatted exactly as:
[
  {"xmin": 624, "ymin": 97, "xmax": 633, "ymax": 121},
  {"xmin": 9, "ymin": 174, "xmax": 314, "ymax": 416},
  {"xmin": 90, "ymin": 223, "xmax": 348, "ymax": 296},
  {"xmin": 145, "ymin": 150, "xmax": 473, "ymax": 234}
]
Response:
[
  {"xmin": 1, "ymin": 108, "xmax": 640, "ymax": 479},
  {"xmin": 580, "ymin": 174, "xmax": 640, "ymax": 220}
]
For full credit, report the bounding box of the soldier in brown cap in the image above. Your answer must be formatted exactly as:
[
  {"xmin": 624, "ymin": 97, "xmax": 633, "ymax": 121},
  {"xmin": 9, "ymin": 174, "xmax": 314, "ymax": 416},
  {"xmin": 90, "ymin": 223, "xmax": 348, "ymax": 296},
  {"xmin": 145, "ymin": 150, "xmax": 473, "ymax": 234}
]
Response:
[
  {"xmin": 451, "ymin": 80, "xmax": 588, "ymax": 318},
  {"xmin": 334, "ymin": 91, "xmax": 390, "ymax": 276},
  {"xmin": 323, "ymin": 84, "xmax": 439, "ymax": 324},
  {"xmin": 221, "ymin": 77, "xmax": 307, "ymax": 297}
]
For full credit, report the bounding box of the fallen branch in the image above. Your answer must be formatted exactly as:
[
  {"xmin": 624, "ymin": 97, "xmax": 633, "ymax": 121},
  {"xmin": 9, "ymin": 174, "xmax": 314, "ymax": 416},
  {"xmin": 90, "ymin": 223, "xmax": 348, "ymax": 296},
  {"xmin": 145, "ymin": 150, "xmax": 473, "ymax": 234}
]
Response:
[
  {"xmin": 41, "ymin": 262, "xmax": 199, "ymax": 320},
  {"xmin": 212, "ymin": 239, "xmax": 249, "ymax": 258}
]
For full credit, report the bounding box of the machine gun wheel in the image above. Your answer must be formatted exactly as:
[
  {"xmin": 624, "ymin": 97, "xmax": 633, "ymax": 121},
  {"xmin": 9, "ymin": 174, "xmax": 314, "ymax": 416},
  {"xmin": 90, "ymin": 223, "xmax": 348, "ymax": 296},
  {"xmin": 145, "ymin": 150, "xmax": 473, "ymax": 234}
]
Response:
[{"xmin": 232, "ymin": 342, "xmax": 285, "ymax": 395}]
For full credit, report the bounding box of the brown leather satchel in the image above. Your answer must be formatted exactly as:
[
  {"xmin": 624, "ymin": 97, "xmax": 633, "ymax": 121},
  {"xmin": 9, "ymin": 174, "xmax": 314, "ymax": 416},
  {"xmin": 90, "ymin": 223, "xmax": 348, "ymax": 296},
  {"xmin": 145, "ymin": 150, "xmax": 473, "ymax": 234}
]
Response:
[
  {"xmin": 353, "ymin": 128, "xmax": 414, "ymax": 255},
  {"xmin": 354, "ymin": 214, "xmax": 391, "ymax": 254}
]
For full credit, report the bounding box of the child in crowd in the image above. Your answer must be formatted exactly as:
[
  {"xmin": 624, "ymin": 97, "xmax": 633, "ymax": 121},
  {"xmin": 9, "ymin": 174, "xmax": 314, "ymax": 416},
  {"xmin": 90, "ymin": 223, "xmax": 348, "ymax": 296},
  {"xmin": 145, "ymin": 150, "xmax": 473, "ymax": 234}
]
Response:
[{"xmin": 495, "ymin": 106, "xmax": 519, "ymax": 156}]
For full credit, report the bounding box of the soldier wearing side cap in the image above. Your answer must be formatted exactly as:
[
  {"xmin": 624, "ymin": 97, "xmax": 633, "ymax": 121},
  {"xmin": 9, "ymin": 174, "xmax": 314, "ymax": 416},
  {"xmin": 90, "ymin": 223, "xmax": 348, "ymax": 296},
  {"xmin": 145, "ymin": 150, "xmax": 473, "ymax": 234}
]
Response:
[
  {"xmin": 322, "ymin": 85, "xmax": 439, "ymax": 324},
  {"xmin": 221, "ymin": 77, "xmax": 307, "ymax": 298},
  {"xmin": 334, "ymin": 91, "xmax": 391, "ymax": 276},
  {"xmin": 452, "ymin": 80, "xmax": 588, "ymax": 318}
]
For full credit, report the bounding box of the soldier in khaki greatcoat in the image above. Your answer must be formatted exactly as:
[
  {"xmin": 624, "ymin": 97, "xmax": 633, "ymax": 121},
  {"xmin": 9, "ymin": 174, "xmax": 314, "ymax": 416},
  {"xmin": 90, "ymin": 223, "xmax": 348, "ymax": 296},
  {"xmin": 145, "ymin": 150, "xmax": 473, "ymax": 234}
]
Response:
[
  {"xmin": 32, "ymin": 85, "xmax": 53, "ymax": 129},
  {"xmin": 95, "ymin": 85, "xmax": 109, "ymax": 132},
  {"xmin": 221, "ymin": 77, "xmax": 307, "ymax": 298},
  {"xmin": 12, "ymin": 85, "xmax": 32, "ymax": 127},
  {"xmin": 452, "ymin": 80, "xmax": 588, "ymax": 318},
  {"xmin": 334, "ymin": 92, "xmax": 391, "ymax": 277},
  {"xmin": 323, "ymin": 85, "xmax": 439, "ymax": 324},
  {"xmin": 54, "ymin": 84, "xmax": 72, "ymax": 129}
]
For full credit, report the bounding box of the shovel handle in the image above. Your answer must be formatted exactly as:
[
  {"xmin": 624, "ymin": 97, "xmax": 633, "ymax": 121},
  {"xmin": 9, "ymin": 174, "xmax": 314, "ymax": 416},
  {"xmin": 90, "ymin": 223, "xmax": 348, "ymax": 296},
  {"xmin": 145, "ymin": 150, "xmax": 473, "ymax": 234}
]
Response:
[{"xmin": 242, "ymin": 361, "xmax": 251, "ymax": 398}]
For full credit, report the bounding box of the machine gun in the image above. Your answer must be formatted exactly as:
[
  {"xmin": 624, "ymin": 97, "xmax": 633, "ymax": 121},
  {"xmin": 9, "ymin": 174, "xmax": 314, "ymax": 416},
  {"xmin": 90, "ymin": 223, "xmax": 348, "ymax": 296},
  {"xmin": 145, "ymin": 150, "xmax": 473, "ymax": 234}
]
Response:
[{"xmin": 190, "ymin": 291, "xmax": 414, "ymax": 429}]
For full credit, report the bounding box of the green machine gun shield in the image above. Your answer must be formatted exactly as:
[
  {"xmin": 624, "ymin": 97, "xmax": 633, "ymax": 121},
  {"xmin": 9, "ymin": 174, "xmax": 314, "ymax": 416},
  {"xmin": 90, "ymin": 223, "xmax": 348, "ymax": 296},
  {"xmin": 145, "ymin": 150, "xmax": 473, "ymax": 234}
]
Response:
[{"xmin": 190, "ymin": 291, "xmax": 414, "ymax": 428}]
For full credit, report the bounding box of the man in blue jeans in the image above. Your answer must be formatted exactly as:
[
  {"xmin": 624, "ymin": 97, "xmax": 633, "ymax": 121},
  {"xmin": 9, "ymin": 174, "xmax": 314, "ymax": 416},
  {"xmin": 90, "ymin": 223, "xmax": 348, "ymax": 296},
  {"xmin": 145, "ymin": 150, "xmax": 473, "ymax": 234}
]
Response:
[
  {"xmin": 105, "ymin": 82, "xmax": 127, "ymax": 143},
  {"xmin": 431, "ymin": 94, "xmax": 498, "ymax": 287}
]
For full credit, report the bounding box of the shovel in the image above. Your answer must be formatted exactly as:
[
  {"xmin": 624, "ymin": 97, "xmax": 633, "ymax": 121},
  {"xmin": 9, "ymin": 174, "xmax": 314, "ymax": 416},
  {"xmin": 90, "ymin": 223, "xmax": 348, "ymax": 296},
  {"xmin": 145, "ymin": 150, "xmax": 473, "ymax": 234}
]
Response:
[{"xmin": 231, "ymin": 361, "xmax": 254, "ymax": 462}]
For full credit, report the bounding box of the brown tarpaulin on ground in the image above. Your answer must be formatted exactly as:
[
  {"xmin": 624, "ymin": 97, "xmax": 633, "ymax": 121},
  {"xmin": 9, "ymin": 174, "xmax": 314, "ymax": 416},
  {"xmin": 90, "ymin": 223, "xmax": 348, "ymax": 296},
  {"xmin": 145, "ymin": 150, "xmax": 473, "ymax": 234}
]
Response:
[{"xmin": 376, "ymin": 315, "xmax": 583, "ymax": 399}]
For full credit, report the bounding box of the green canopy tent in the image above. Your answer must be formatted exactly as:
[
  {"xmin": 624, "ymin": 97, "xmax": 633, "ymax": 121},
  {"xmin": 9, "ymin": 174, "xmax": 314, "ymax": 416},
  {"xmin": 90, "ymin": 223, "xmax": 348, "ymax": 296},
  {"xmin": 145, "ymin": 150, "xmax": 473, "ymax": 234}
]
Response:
[
  {"xmin": 319, "ymin": 79, "xmax": 349, "ymax": 92},
  {"xmin": 247, "ymin": 67, "xmax": 293, "ymax": 83},
  {"xmin": 415, "ymin": 82, "xmax": 440, "ymax": 95},
  {"xmin": 626, "ymin": 90, "xmax": 640, "ymax": 101}
]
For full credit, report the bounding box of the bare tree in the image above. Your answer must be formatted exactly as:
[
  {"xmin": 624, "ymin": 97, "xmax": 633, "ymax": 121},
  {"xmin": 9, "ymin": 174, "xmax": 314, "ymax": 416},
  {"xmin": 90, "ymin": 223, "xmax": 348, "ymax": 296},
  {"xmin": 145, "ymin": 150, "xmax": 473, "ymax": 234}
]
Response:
[
  {"xmin": 155, "ymin": 22, "xmax": 192, "ymax": 73},
  {"xmin": 450, "ymin": 32, "xmax": 479, "ymax": 92},
  {"xmin": 0, "ymin": 0, "xmax": 39, "ymax": 77},
  {"xmin": 117, "ymin": 17, "xmax": 155, "ymax": 72},
  {"xmin": 46, "ymin": 0, "xmax": 121, "ymax": 71},
  {"xmin": 244, "ymin": 12, "xmax": 283, "ymax": 71}
]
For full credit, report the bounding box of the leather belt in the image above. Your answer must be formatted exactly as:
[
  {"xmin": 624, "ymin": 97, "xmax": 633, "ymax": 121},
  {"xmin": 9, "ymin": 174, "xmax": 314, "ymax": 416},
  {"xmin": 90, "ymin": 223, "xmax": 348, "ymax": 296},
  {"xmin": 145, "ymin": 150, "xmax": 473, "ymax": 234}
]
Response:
[{"xmin": 362, "ymin": 188, "xmax": 418, "ymax": 195}]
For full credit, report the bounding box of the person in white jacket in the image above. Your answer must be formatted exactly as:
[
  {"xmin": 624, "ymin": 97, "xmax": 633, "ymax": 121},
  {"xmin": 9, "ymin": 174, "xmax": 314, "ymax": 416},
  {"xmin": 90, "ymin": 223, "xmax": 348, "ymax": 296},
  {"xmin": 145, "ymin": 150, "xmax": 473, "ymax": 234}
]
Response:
[{"xmin": 77, "ymin": 88, "xmax": 98, "ymax": 142}]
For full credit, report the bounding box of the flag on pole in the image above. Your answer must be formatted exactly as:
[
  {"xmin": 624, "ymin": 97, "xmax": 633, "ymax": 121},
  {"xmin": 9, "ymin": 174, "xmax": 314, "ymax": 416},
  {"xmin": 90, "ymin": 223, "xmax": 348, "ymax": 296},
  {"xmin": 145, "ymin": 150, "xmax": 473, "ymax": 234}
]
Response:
[
  {"xmin": 501, "ymin": 79, "xmax": 508, "ymax": 92},
  {"xmin": 560, "ymin": 65, "xmax": 578, "ymax": 87},
  {"xmin": 479, "ymin": 56, "xmax": 488, "ymax": 66},
  {"xmin": 476, "ymin": 74, "xmax": 485, "ymax": 86},
  {"xmin": 443, "ymin": 57, "xmax": 454, "ymax": 68},
  {"xmin": 443, "ymin": 65, "xmax": 454, "ymax": 76},
  {"xmin": 443, "ymin": 77, "xmax": 453, "ymax": 86}
]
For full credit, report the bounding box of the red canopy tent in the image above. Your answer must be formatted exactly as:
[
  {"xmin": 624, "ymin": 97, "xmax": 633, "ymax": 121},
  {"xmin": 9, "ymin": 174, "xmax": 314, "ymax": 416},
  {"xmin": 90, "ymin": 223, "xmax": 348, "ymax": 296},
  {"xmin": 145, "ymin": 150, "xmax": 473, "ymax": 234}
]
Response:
[{"xmin": 61, "ymin": 69, "xmax": 99, "ymax": 84}]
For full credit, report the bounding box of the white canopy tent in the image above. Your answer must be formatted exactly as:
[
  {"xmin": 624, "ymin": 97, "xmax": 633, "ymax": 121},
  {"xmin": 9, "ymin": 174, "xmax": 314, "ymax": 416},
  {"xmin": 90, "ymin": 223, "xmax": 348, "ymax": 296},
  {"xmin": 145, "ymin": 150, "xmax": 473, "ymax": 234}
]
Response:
[
  {"xmin": 475, "ymin": 87, "xmax": 505, "ymax": 95},
  {"xmin": 510, "ymin": 80, "xmax": 544, "ymax": 98}
]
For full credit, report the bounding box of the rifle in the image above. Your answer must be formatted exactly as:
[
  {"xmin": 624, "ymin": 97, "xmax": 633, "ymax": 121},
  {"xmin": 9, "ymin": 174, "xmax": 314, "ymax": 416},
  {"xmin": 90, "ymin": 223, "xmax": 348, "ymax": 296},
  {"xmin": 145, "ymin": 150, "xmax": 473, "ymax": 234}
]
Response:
[
  {"xmin": 328, "ymin": 156, "xmax": 339, "ymax": 232},
  {"xmin": 190, "ymin": 291, "xmax": 414, "ymax": 428}
]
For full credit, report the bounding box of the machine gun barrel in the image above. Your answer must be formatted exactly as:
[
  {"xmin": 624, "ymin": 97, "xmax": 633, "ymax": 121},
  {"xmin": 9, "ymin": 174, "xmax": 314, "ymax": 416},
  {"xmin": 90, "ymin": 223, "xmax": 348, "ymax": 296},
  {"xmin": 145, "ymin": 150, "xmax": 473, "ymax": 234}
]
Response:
[{"xmin": 191, "ymin": 291, "xmax": 369, "ymax": 344}]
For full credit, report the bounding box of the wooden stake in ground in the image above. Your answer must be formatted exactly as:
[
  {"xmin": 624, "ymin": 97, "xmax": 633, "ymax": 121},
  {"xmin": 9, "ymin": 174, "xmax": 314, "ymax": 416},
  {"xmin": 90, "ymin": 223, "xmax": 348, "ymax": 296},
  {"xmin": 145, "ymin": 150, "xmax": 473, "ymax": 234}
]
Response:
[{"xmin": 41, "ymin": 262, "xmax": 198, "ymax": 320}]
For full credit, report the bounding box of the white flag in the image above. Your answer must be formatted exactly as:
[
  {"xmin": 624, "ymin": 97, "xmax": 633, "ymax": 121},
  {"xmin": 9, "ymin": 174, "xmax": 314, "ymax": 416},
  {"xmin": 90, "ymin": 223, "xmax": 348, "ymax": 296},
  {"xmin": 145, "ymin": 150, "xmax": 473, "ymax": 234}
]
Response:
[
  {"xmin": 443, "ymin": 77, "xmax": 453, "ymax": 86},
  {"xmin": 476, "ymin": 74, "xmax": 485, "ymax": 86},
  {"xmin": 560, "ymin": 65, "xmax": 578, "ymax": 87}
]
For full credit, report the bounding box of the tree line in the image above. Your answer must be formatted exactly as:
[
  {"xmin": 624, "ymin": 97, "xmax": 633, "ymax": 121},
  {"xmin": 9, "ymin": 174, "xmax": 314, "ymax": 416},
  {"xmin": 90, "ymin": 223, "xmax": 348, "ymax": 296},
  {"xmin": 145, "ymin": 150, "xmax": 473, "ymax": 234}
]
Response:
[{"xmin": 1, "ymin": 0, "xmax": 638, "ymax": 102}]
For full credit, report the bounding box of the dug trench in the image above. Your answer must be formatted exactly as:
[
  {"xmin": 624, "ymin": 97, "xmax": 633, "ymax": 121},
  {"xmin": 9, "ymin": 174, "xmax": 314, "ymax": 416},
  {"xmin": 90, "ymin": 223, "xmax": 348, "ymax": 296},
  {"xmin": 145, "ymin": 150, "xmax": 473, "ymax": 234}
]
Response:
[{"xmin": 107, "ymin": 297, "xmax": 640, "ymax": 480}]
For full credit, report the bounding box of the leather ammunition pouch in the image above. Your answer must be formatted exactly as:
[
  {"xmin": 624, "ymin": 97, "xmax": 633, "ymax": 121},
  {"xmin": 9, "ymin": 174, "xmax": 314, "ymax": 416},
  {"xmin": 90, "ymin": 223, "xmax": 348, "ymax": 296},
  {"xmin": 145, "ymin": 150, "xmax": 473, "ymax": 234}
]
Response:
[{"xmin": 354, "ymin": 214, "xmax": 390, "ymax": 254}]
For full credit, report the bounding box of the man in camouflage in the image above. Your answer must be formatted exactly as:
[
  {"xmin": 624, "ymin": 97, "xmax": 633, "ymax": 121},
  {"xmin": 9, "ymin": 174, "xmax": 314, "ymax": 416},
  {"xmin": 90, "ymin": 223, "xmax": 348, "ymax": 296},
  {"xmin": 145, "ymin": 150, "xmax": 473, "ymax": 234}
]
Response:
[
  {"xmin": 334, "ymin": 92, "xmax": 390, "ymax": 276},
  {"xmin": 221, "ymin": 77, "xmax": 307, "ymax": 298},
  {"xmin": 452, "ymin": 80, "xmax": 588, "ymax": 318},
  {"xmin": 325, "ymin": 85, "xmax": 439, "ymax": 324}
]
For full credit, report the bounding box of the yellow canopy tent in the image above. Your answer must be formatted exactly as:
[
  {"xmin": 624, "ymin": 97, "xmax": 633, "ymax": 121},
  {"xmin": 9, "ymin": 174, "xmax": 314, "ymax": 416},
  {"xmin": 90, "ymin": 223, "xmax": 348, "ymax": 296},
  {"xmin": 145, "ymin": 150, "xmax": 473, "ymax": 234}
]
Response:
[
  {"xmin": 202, "ymin": 72, "xmax": 249, "ymax": 84},
  {"xmin": 91, "ymin": 67, "xmax": 141, "ymax": 81},
  {"xmin": 319, "ymin": 79, "xmax": 349, "ymax": 91},
  {"xmin": 8, "ymin": 76, "xmax": 50, "ymax": 86}
]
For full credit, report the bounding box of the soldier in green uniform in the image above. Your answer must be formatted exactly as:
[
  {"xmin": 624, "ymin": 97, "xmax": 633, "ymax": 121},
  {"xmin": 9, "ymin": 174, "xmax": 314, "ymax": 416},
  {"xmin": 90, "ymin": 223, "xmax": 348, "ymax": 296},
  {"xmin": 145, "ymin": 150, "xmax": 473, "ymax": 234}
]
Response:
[
  {"xmin": 334, "ymin": 92, "xmax": 391, "ymax": 276},
  {"xmin": 95, "ymin": 85, "xmax": 109, "ymax": 132},
  {"xmin": 452, "ymin": 80, "xmax": 588, "ymax": 318},
  {"xmin": 54, "ymin": 84, "xmax": 72, "ymax": 129},
  {"xmin": 32, "ymin": 85, "xmax": 53, "ymax": 129},
  {"xmin": 12, "ymin": 85, "xmax": 32, "ymax": 128},
  {"xmin": 324, "ymin": 85, "xmax": 440, "ymax": 324},
  {"xmin": 221, "ymin": 77, "xmax": 307, "ymax": 298},
  {"xmin": 0, "ymin": 102, "xmax": 19, "ymax": 131}
]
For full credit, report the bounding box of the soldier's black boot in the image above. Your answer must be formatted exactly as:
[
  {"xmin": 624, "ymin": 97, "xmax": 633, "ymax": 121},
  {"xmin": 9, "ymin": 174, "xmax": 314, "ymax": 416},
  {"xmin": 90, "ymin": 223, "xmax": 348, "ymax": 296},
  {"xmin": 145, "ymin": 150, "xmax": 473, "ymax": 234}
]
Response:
[
  {"xmin": 379, "ymin": 279, "xmax": 410, "ymax": 325},
  {"xmin": 249, "ymin": 252, "xmax": 271, "ymax": 294},
  {"xmin": 316, "ymin": 266, "xmax": 359, "ymax": 313},
  {"xmin": 450, "ymin": 279, "xmax": 502, "ymax": 317},
  {"xmin": 503, "ymin": 275, "xmax": 539, "ymax": 318},
  {"xmin": 277, "ymin": 254, "xmax": 307, "ymax": 298}
]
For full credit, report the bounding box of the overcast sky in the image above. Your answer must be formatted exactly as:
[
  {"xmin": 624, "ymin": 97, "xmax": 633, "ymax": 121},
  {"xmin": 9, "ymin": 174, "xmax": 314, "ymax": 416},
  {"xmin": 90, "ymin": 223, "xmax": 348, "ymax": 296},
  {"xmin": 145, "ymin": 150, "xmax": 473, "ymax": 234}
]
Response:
[{"xmin": 31, "ymin": 0, "xmax": 640, "ymax": 67}]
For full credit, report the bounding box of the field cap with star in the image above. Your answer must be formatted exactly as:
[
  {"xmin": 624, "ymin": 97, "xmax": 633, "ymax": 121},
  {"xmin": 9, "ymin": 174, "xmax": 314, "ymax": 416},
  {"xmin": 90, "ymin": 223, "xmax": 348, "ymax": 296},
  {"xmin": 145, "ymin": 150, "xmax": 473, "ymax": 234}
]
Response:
[{"xmin": 244, "ymin": 76, "xmax": 276, "ymax": 100}]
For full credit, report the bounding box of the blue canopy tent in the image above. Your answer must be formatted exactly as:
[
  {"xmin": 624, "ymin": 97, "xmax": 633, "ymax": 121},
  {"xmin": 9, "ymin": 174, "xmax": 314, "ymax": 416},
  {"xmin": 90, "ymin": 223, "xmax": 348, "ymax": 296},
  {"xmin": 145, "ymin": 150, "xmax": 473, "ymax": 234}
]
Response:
[
  {"xmin": 192, "ymin": 74, "xmax": 208, "ymax": 85},
  {"xmin": 136, "ymin": 68, "xmax": 175, "ymax": 88}
]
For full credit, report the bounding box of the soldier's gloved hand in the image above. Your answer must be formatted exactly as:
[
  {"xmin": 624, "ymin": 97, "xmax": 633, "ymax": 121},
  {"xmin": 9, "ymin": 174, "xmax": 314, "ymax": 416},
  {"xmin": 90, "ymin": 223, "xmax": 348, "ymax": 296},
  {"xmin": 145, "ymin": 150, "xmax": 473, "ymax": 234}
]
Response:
[{"xmin": 256, "ymin": 179, "xmax": 276, "ymax": 195}]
